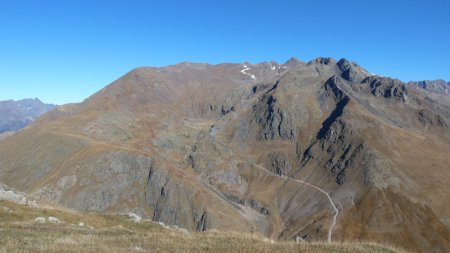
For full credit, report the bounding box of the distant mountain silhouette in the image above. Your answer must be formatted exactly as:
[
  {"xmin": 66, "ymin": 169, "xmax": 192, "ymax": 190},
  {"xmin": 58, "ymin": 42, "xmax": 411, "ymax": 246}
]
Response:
[
  {"xmin": 408, "ymin": 79, "xmax": 449, "ymax": 95},
  {"xmin": 0, "ymin": 98, "xmax": 55, "ymax": 133}
]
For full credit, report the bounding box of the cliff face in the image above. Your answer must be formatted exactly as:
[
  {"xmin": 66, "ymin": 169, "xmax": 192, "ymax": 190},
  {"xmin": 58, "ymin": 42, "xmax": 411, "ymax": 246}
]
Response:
[{"xmin": 0, "ymin": 58, "xmax": 449, "ymax": 252}]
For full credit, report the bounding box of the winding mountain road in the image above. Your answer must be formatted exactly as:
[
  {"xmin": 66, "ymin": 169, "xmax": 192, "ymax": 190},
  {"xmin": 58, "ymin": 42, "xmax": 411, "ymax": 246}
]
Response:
[
  {"xmin": 212, "ymin": 138, "xmax": 339, "ymax": 242},
  {"xmin": 245, "ymin": 162, "xmax": 339, "ymax": 243}
]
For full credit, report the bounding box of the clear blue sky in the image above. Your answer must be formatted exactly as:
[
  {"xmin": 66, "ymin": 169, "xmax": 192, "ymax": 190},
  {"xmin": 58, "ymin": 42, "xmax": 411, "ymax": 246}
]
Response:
[{"xmin": 1, "ymin": 0, "xmax": 449, "ymax": 104}]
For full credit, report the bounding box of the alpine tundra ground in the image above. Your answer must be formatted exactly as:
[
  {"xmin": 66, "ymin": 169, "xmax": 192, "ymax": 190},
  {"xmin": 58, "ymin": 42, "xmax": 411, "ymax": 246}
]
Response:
[{"xmin": 0, "ymin": 200, "xmax": 405, "ymax": 253}]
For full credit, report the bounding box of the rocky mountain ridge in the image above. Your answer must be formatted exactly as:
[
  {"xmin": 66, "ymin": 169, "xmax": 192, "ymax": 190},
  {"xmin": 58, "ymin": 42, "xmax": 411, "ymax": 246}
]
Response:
[
  {"xmin": 408, "ymin": 79, "xmax": 449, "ymax": 95},
  {"xmin": 0, "ymin": 57, "xmax": 449, "ymax": 252}
]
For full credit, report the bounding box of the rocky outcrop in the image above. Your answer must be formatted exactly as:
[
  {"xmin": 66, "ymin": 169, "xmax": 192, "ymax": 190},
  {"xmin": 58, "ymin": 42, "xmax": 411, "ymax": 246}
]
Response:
[
  {"xmin": 299, "ymin": 76, "xmax": 383, "ymax": 185},
  {"xmin": 316, "ymin": 88, "xmax": 349, "ymax": 139},
  {"xmin": 268, "ymin": 152, "xmax": 292, "ymax": 176},
  {"xmin": 0, "ymin": 183, "xmax": 38, "ymax": 207},
  {"xmin": 308, "ymin": 57, "xmax": 336, "ymax": 66},
  {"xmin": 301, "ymin": 117, "xmax": 368, "ymax": 185},
  {"xmin": 417, "ymin": 109, "xmax": 449, "ymax": 128},
  {"xmin": 37, "ymin": 151, "xmax": 155, "ymax": 212},
  {"xmin": 253, "ymin": 94, "xmax": 295, "ymax": 141},
  {"xmin": 337, "ymin": 58, "xmax": 369, "ymax": 83},
  {"xmin": 362, "ymin": 76, "xmax": 407, "ymax": 101},
  {"xmin": 224, "ymin": 193, "xmax": 271, "ymax": 215},
  {"xmin": 145, "ymin": 164, "xmax": 235, "ymax": 232}
]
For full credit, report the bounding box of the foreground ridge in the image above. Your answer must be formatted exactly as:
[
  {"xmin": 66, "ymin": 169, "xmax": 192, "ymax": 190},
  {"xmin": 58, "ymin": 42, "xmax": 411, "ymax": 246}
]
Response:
[{"xmin": 0, "ymin": 198, "xmax": 404, "ymax": 253}]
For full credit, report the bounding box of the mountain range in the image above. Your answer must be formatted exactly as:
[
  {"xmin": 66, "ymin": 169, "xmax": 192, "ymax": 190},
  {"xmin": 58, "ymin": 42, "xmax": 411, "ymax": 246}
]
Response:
[
  {"xmin": 0, "ymin": 98, "xmax": 55, "ymax": 135},
  {"xmin": 0, "ymin": 58, "xmax": 449, "ymax": 252},
  {"xmin": 409, "ymin": 79, "xmax": 449, "ymax": 94}
]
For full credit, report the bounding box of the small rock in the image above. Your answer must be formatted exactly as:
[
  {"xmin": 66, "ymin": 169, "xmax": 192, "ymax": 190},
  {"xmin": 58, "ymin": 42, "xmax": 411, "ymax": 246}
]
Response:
[
  {"xmin": 35, "ymin": 217, "xmax": 46, "ymax": 223},
  {"xmin": 128, "ymin": 212, "xmax": 142, "ymax": 224},
  {"xmin": 78, "ymin": 222, "xmax": 85, "ymax": 227},
  {"xmin": 48, "ymin": 216, "xmax": 59, "ymax": 223}
]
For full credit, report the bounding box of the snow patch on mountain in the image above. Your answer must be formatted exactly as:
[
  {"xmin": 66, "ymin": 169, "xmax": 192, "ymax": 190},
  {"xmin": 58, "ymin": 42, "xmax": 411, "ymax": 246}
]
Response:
[{"xmin": 240, "ymin": 65, "xmax": 256, "ymax": 80}]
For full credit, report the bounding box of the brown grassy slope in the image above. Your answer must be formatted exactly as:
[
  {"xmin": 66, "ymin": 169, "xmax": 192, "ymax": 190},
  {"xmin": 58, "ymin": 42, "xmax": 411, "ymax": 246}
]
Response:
[
  {"xmin": 338, "ymin": 188, "xmax": 450, "ymax": 253},
  {"xmin": 0, "ymin": 200, "xmax": 404, "ymax": 253}
]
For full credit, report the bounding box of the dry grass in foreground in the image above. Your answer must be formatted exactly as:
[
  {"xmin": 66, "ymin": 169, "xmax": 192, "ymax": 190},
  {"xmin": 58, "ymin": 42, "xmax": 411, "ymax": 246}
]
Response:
[{"xmin": 0, "ymin": 200, "xmax": 406, "ymax": 253}]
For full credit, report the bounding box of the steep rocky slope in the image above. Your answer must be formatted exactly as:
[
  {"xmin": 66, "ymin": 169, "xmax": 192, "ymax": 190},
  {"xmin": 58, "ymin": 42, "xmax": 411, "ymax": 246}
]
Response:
[
  {"xmin": 0, "ymin": 98, "xmax": 55, "ymax": 133},
  {"xmin": 0, "ymin": 58, "xmax": 449, "ymax": 252}
]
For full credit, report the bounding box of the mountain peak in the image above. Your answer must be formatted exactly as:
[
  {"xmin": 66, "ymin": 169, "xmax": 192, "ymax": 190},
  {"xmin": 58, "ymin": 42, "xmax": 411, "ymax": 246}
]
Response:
[
  {"xmin": 307, "ymin": 57, "xmax": 337, "ymax": 66},
  {"xmin": 284, "ymin": 57, "xmax": 300, "ymax": 64},
  {"xmin": 337, "ymin": 58, "xmax": 351, "ymax": 70},
  {"xmin": 336, "ymin": 58, "xmax": 371, "ymax": 83}
]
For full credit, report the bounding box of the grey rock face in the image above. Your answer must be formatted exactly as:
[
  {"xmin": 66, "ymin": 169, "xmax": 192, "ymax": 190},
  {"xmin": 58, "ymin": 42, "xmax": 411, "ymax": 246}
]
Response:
[
  {"xmin": 224, "ymin": 193, "xmax": 271, "ymax": 215},
  {"xmin": 268, "ymin": 152, "xmax": 292, "ymax": 176},
  {"xmin": 196, "ymin": 211, "xmax": 208, "ymax": 231},
  {"xmin": 0, "ymin": 183, "xmax": 38, "ymax": 207},
  {"xmin": 253, "ymin": 94, "xmax": 295, "ymax": 141},
  {"xmin": 301, "ymin": 117, "xmax": 366, "ymax": 185},
  {"xmin": 417, "ymin": 109, "xmax": 449, "ymax": 128},
  {"xmin": 308, "ymin": 57, "xmax": 336, "ymax": 66},
  {"xmin": 337, "ymin": 58, "xmax": 368, "ymax": 83},
  {"xmin": 145, "ymin": 165, "xmax": 209, "ymax": 231},
  {"xmin": 55, "ymin": 151, "xmax": 153, "ymax": 212},
  {"xmin": 362, "ymin": 76, "xmax": 407, "ymax": 101},
  {"xmin": 299, "ymin": 77, "xmax": 381, "ymax": 185},
  {"xmin": 316, "ymin": 77, "xmax": 350, "ymax": 139}
]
